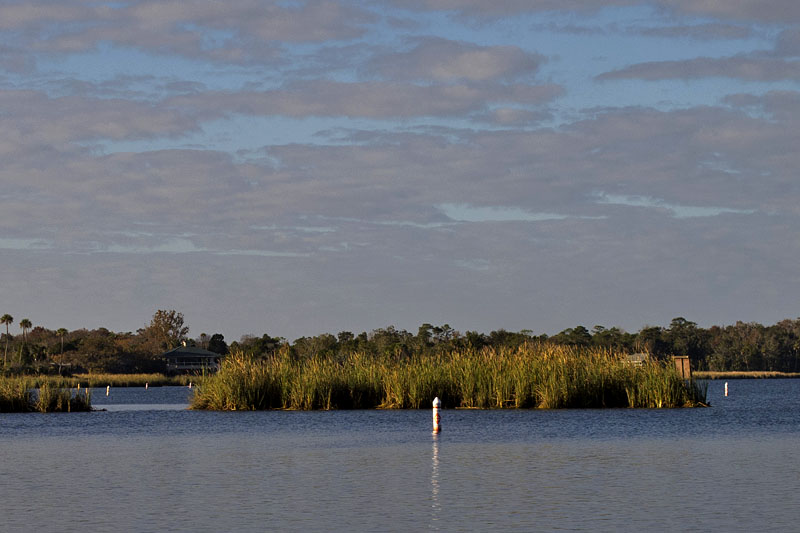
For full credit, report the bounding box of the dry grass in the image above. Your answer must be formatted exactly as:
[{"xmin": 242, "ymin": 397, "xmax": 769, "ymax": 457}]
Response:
[
  {"xmin": 191, "ymin": 344, "xmax": 707, "ymax": 411},
  {"xmin": 70, "ymin": 373, "xmax": 191, "ymax": 387},
  {"xmin": 0, "ymin": 377, "xmax": 92, "ymax": 412},
  {"xmin": 694, "ymin": 371, "xmax": 800, "ymax": 379}
]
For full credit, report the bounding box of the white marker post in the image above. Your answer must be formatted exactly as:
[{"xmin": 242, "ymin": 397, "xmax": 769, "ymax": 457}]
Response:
[
  {"xmin": 432, "ymin": 397, "xmax": 441, "ymax": 434},
  {"xmin": 106, "ymin": 385, "xmax": 110, "ymax": 397},
  {"xmin": 725, "ymin": 382, "xmax": 728, "ymax": 397}
]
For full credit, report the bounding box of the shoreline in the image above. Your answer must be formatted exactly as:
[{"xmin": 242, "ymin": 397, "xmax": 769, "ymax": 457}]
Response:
[{"xmin": 694, "ymin": 371, "xmax": 800, "ymax": 379}]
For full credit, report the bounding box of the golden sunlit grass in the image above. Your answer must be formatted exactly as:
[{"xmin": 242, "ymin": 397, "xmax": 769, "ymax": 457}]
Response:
[
  {"xmin": 70, "ymin": 373, "xmax": 191, "ymax": 387},
  {"xmin": 0, "ymin": 377, "xmax": 92, "ymax": 412},
  {"xmin": 191, "ymin": 344, "xmax": 707, "ymax": 411},
  {"xmin": 694, "ymin": 371, "xmax": 800, "ymax": 379}
]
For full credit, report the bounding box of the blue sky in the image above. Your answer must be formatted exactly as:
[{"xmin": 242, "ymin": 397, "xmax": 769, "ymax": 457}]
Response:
[{"xmin": 2, "ymin": 0, "xmax": 800, "ymax": 341}]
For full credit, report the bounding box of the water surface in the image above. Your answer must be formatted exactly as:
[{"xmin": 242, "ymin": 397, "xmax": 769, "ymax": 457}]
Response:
[{"xmin": 1, "ymin": 380, "xmax": 798, "ymax": 531}]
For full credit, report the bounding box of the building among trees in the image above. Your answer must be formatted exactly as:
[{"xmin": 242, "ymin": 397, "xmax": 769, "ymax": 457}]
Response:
[{"xmin": 161, "ymin": 343, "xmax": 221, "ymax": 374}]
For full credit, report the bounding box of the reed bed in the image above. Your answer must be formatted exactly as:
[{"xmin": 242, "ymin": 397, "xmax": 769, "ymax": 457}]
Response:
[
  {"xmin": 191, "ymin": 344, "xmax": 707, "ymax": 411},
  {"xmin": 0, "ymin": 377, "xmax": 92, "ymax": 413},
  {"xmin": 66, "ymin": 373, "xmax": 191, "ymax": 387}
]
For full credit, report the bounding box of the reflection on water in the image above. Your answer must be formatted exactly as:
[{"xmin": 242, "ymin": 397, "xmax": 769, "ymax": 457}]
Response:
[
  {"xmin": 0, "ymin": 381, "xmax": 799, "ymax": 531},
  {"xmin": 431, "ymin": 435, "xmax": 440, "ymax": 530}
]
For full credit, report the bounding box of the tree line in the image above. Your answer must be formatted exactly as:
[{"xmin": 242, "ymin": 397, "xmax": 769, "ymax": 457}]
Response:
[
  {"xmin": 2, "ymin": 310, "xmax": 800, "ymax": 374},
  {"xmin": 0, "ymin": 310, "xmax": 228, "ymax": 374},
  {"xmin": 233, "ymin": 317, "xmax": 800, "ymax": 373}
]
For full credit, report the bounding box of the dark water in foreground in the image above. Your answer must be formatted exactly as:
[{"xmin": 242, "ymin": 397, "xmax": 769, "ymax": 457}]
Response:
[{"xmin": 1, "ymin": 380, "xmax": 799, "ymax": 532}]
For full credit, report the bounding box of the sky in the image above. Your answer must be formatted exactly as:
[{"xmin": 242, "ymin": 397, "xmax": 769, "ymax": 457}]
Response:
[{"xmin": 2, "ymin": 0, "xmax": 800, "ymax": 342}]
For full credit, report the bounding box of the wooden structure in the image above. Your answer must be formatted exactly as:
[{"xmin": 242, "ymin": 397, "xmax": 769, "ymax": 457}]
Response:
[
  {"xmin": 673, "ymin": 355, "xmax": 692, "ymax": 379},
  {"xmin": 626, "ymin": 353, "xmax": 648, "ymax": 366},
  {"xmin": 161, "ymin": 345, "xmax": 221, "ymax": 374}
]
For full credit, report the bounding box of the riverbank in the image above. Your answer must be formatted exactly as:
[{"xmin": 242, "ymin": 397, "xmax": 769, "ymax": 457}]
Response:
[
  {"xmin": 694, "ymin": 371, "xmax": 800, "ymax": 379},
  {"xmin": 190, "ymin": 345, "xmax": 706, "ymax": 410}
]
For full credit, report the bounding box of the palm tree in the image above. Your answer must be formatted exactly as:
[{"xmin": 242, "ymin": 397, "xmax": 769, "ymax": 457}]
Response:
[
  {"xmin": 57, "ymin": 328, "xmax": 68, "ymax": 374},
  {"xmin": 1, "ymin": 314, "xmax": 12, "ymax": 367},
  {"xmin": 19, "ymin": 318, "xmax": 32, "ymax": 345}
]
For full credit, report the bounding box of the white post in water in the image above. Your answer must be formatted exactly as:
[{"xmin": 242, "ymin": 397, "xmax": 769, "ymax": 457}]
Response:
[
  {"xmin": 432, "ymin": 397, "xmax": 441, "ymax": 434},
  {"xmin": 106, "ymin": 385, "xmax": 110, "ymax": 397},
  {"xmin": 725, "ymin": 382, "xmax": 728, "ymax": 397},
  {"xmin": 145, "ymin": 382, "xmax": 148, "ymax": 390},
  {"xmin": 188, "ymin": 382, "xmax": 192, "ymax": 389}
]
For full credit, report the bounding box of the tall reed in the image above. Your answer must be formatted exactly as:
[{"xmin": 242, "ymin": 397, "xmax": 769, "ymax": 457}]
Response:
[
  {"xmin": 191, "ymin": 344, "xmax": 707, "ymax": 411},
  {"xmin": 0, "ymin": 377, "xmax": 92, "ymax": 412}
]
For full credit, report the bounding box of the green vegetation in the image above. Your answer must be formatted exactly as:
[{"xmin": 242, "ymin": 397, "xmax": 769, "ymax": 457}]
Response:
[
  {"xmin": 4, "ymin": 307, "xmax": 800, "ymax": 379},
  {"xmin": 190, "ymin": 344, "xmax": 706, "ymax": 411},
  {"xmin": 0, "ymin": 309, "xmax": 228, "ymax": 375},
  {"xmin": 0, "ymin": 377, "xmax": 92, "ymax": 412}
]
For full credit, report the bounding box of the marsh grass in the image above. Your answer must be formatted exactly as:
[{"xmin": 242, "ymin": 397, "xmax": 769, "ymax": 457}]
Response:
[
  {"xmin": 70, "ymin": 373, "xmax": 191, "ymax": 387},
  {"xmin": 694, "ymin": 371, "xmax": 800, "ymax": 379},
  {"xmin": 0, "ymin": 377, "xmax": 92, "ymax": 412},
  {"xmin": 191, "ymin": 344, "xmax": 707, "ymax": 411}
]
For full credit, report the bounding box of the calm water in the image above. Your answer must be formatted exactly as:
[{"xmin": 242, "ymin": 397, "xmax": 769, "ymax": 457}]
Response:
[{"xmin": 1, "ymin": 380, "xmax": 799, "ymax": 532}]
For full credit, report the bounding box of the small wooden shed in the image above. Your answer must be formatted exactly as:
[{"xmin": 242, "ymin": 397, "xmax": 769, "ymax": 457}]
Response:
[{"xmin": 673, "ymin": 355, "xmax": 692, "ymax": 379}]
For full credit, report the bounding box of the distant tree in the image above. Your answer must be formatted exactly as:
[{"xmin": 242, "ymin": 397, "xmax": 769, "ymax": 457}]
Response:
[
  {"xmin": 207, "ymin": 333, "xmax": 228, "ymax": 355},
  {"xmin": 1, "ymin": 313, "xmax": 12, "ymax": 366},
  {"xmin": 433, "ymin": 324, "xmax": 456, "ymax": 343},
  {"xmin": 463, "ymin": 330, "xmax": 487, "ymax": 350},
  {"xmin": 635, "ymin": 326, "xmax": 669, "ymax": 357},
  {"xmin": 591, "ymin": 325, "xmax": 634, "ymax": 351},
  {"xmin": 199, "ymin": 332, "xmax": 209, "ymax": 349},
  {"xmin": 19, "ymin": 318, "xmax": 32, "ymax": 345},
  {"xmin": 550, "ymin": 326, "xmax": 592, "ymax": 347},
  {"xmin": 486, "ymin": 329, "xmax": 529, "ymax": 349},
  {"xmin": 140, "ymin": 310, "xmax": 189, "ymax": 353},
  {"xmin": 57, "ymin": 328, "xmax": 67, "ymax": 353},
  {"xmin": 416, "ymin": 324, "xmax": 433, "ymax": 350},
  {"xmin": 57, "ymin": 328, "xmax": 68, "ymax": 373},
  {"xmin": 664, "ymin": 317, "xmax": 709, "ymax": 365},
  {"xmin": 369, "ymin": 326, "xmax": 413, "ymax": 358}
]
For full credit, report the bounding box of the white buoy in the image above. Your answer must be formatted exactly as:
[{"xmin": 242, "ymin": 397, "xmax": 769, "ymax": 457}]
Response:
[
  {"xmin": 106, "ymin": 385, "xmax": 110, "ymax": 397},
  {"xmin": 432, "ymin": 397, "xmax": 441, "ymax": 433},
  {"xmin": 188, "ymin": 382, "xmax": 192, "ymax": 389},
  {"xmin": 725, "ymin": 382, "xmax": 728, "ymax": 397},
  {"xmin": 145, "ymin": 382, "xmax": 149, "ymax": 390}
]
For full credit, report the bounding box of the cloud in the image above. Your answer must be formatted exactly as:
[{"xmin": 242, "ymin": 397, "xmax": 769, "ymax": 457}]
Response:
[
  {"xmin": 0, "ymin": 0, "xmax": 374, "ymax": 64},
  {"xmin": 166, "ymin": 81, "xmax": 564, "ymax": 119},
  {"xmin": 593, "ymin": 192, "xmax": 755, "ymax": 218},
  {"xmin": 473, "ymin": 107, "xmax": 553, "ymax": 126},
  {"xmin": 389, "ymin": 0, "xmax": 800, "ymax": 23},
  {"xmin": 0, "ymin": 44, "xmax": 36, "ymax": 73},
  {"xmin": 658, "ymin": 0, "xmax": 800, "ymax": 23},
  {"xmin": 438, "ymin": 203, "xmax": 569, "ymax": 222},
  {"xmin": 5, "ymin": 96, "xmax": 798, "ymax": 257},
  {"xmin": 637, "ymin": 23, "xmax": 752, "ymax": 40},
  {"xmin": 367, "ymin": 38, "xmax": 544, "ymax": 82},
  {"xmin": 0, "ymin": 90, "xmax": 201, "ymax": 153},
  {"xmin": 775, "ymin": 29, "xmax": 800, "ymax": 57},
  {"xmin": 388, "ymin": 0, "xmax": 636, "ymax": 18},
  {"xmin": 2, "ymin": 0, "xmax": 800, "ymax": 340},
  {"xmin": 596, "ymin": 56, "xmax": 800, "ymax": 81}
]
